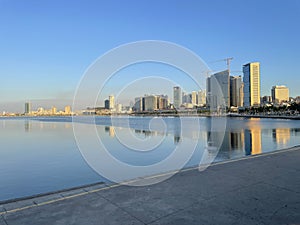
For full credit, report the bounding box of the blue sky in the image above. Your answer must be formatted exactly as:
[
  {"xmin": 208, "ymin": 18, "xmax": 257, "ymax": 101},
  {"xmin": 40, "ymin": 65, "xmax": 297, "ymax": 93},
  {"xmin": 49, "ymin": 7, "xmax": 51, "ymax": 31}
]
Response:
[{"xmin": 1, "ymin": 0, "xmax": 300, "ymax": 112}]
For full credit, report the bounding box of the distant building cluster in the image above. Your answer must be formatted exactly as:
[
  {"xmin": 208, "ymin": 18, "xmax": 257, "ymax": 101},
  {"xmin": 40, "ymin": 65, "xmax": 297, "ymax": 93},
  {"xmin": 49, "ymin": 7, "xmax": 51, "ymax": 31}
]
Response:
[
  {"xmin": 4, "ymin": 60, "xmax": 299, "ymax": 117},
  {"xmin": 24, "ymin": 103, "xmax": 73, "ymax": 116},
  {"xmin": 133, "ymin": 95, "xmax": 169, "ymax": 112},
  {"xmin": 205, "ymin": 61, "xmax": 296, "ymax": 112}
]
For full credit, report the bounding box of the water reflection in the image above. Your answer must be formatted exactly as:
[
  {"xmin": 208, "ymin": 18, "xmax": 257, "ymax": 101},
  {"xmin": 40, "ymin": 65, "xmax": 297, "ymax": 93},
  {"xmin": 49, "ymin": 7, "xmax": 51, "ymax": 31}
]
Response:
[
  {"xmin": 273, "ymin": 128, "xmax": 290, "ymax": 144},
  {"xmin": 1, "ymin": 117, "xmax": 300, "ymax": 201},
  {"xmin": 102, "ymin": 120, "xmax": 300, "ymax": 158},
  {"xmin": 24, "ymin": 120, "xmax": 31, "ymax": 132}
]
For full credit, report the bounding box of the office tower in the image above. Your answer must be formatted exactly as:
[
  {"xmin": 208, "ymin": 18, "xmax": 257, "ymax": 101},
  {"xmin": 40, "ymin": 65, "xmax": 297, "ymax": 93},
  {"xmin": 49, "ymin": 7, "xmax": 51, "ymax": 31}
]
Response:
[
  {"xmin": 134, "ymin": 97, "xmax": 143, "ymax": 112},
  {"xmin": 116, "ymin": 104, "xmax": 122, "ymax": 113},
  {"xmin": 158, "ymin": 95, "xmax": 169, "ymax": 109},
  {"xmin": 191, "ymin": 91, "xmax": 197, "ymax": 106},
  {"xmin": 230, "ymin": 76, "xmax": 243, "ymax": 107},
  {"xmin": 271, "ymin": 85, "xmax": 289, "ymax": 104},
  {"xmin": 65, "ymin": 106, "xmax": 71, "ymax": 114},
  {"xmin": 109, "ymin": 95, "xmax": 115, "ymax": 109},
  {"xmin": 104, "ymin": 99, "xmax": 109, "ymax": 109},
  {"xmin": 173, "ymin": 86, "xmax": 182, "ymax": 109},
  {"xmin": 243, "ymin": 62, "xmax": 261, "ymax": 107},
  {"xmin": 25, "ymin": 102, "xmax": 31, "ymax": 115},
  {"xmin": 197, "ymin": 90, "xmax": 206, "ymax": 106},
  {"xmin": 206, "ymin": 70, "xmax": 230, "ymax": 111},
  {"xmin": 144, "ymin": 95, "xmax": 158, "ymax": 111},
  {"xmin": 51, "ymin": 106, "xmax": 57, "ymax": 115}
]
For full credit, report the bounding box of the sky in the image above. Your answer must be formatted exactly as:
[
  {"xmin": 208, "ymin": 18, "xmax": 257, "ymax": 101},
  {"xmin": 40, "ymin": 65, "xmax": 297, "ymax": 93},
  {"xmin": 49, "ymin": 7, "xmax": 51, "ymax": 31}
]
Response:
[{"xmin": 1, "ymin": 0, "xmax": 300, "ymax": 112}]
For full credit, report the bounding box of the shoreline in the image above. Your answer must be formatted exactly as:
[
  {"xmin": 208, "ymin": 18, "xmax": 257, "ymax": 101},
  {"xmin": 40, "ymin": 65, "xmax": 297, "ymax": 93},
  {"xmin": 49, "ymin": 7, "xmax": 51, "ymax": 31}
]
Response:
[
  {"xmin": 1, "ymin": 113, "xmax": 300, "ymax": 120},
  {"xmin": 1, "ymin": 144, "xmax": 299, "ymax": 207}
]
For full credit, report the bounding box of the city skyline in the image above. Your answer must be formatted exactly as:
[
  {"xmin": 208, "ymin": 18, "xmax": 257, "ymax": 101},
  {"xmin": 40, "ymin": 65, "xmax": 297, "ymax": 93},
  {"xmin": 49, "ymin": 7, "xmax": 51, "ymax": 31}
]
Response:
[{"xmin": 1, "ymin": 1, "xmax": 300, "ymax": 112}]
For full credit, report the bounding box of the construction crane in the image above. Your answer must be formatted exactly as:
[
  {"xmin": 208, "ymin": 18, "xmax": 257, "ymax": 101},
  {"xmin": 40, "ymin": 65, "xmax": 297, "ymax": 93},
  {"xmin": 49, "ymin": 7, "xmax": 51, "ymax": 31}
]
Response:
[{"xmin": 209, "ymin": 57, "xmax": 234, "ymax": 76}]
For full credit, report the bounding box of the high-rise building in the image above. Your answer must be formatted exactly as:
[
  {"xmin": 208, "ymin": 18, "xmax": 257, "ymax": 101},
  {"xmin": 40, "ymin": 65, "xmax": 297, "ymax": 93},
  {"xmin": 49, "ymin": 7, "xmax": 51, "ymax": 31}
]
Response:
[
  {"xmin": 65, "ymin": 106, "xmax": 71, "ymax": 114},
  {"xmin": 197, "ymin": 90, "xmax": 206, "ymax": 106},
  {"xmin": 271, "ymin": 85, "xmax": 289, "ymax": 104},
  {"xmin": 173, "ymin": 86, "xmax": 182, "ymax": 109},
  {"xmin": 158, "ymin": 95, "xmax": 169, "ymax": 109},
  {"xmin": 109, "ymin": 95, "xmax": 115, "ymax": 109},
  {"xmin": 206, "ymin": 70, "xmax": 230, "ymax": 111},
  {"xmin": 134, "ymin": 97, "xmax": 143, "ymax": 112},
  {"xmin": 25, "ymin": 102, "xmax": 32, "ymax": 115},
  {"xmin": 243, "ymin": 62, "xmax": 261, "ymax": 107},
  {"xmin": 51, "ymin": 106, "xmax": 57, "ymax": 115},
  {"xmin": 144, "ymin": 95, "xmax": 158, "ymax": 111},
  {"xmin": 230, "ymin": 76, "xmax": 243, "ymax": 107},
  {"xmin": 104, "ymin": 99, "xmax": 109, "ymax": 109},
  {"xmin": 191, "ymin": 91, "xmax": 197, "ymax": 106}
]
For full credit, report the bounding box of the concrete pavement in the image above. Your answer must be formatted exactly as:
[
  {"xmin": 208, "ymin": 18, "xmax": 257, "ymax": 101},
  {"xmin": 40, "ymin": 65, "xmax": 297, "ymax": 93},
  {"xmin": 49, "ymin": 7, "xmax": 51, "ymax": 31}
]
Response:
[{"xmin": 1, "ymin": 147, "xmax": 300, "ymax": 225}]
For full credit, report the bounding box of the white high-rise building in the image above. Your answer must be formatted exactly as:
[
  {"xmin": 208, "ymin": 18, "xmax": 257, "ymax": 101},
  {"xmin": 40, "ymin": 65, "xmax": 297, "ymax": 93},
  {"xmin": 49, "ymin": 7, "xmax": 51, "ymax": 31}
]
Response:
[{"xmin": 109, "ymin": 95, "xmax": 115, "ymax": 109}]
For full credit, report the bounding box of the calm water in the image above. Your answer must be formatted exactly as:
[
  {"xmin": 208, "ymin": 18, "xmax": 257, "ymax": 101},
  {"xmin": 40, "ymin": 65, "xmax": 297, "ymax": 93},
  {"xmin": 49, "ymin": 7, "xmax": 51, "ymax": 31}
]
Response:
[{"xmin": 0, "ymin": 116, "xmax": 300, "ymax": 201}]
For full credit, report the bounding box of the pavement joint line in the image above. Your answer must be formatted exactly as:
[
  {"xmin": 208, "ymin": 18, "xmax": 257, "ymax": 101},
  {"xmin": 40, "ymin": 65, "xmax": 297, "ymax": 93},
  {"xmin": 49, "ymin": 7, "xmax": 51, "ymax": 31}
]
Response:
[
  {"xmin": 146, "ymin": 201, "xmax": 199, "ymax": 225},
  {"xmin": 95, "ymin": 192, "xmax": 147, "ymax": 225},
  {"xmin": 1, "ymin": 215, "xmax": 8, "ymax": 225},
  {"xmin": 263, "ymin": 181, "xmax": 300, "ymax": 195},
  {"xmin": 0, "ymin": 146, "xmax": 299, "ymax": 217}
]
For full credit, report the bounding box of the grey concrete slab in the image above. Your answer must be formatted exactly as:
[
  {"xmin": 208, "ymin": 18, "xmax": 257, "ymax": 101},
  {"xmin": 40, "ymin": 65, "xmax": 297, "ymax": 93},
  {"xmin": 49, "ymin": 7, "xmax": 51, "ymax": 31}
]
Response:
[
  {"xmin": 198, "ymin": 182, "xmax": 300, "ymax": 225},
  {"xmin": 264, "ymin": 170, "xmax": 300, "ymax": 194},
  {"xmin": 97, "ymin": 182, "xmax": 198, "ymax": 224},
  {"xmin": 0, "ymin": 205, "xmax": 5, "ymax": 213},
  {"xmin": 3, "ymin": 192, "xmax": 143, "ymax": 225},
  {"xmin": 97, "ymin": 168, "xmax": 261, "ymax": 224},
  {"xmin": 268, "ymin": 202, "xmax": 300, "ymax": 225},
  {"xmin": 150, "ymin": 181, "xmax": 300, "ymax": 225},
  {"xmin": 149, "ymin": 203, "xmax": 262, "ymax": 225},
  {"xmin": 209, "ymin": 156, "xmax": 296, "ymax": 185},
  {"xmin": 0, "ymin": 216, "xmax": 7, "ymax": 225}
]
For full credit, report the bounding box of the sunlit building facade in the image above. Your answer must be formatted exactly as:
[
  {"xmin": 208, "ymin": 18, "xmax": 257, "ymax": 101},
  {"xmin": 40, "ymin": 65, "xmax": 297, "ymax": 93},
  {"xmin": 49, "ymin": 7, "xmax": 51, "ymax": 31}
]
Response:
[
  {"xmin": 243, "ymin": 62, "xmax": 261, "ymax": 107},
  {"xmin": 271, "ymin": 85, "xmax": 289, "ymax": 104}
]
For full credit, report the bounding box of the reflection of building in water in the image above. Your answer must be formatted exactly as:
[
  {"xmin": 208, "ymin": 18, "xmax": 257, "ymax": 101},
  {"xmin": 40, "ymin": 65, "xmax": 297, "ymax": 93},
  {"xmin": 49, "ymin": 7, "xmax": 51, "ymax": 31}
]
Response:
[
  {"xmin": 272, "ymin": 128, "xmax": 290, "ymax": 144},
  {"xmin": 230, "ymin": 131, "xmax": 244, "ymax": 150},
  {"xmin": 173, "ymin": 117, "xmax": 181, "ymax": 144},
  {"xmin": 244, "ymin": 129, "xmax": 261, "ymax": 155},
  {"xmin": 24, "ymin": 120, "xmax": 31, "ymax": 132},
  {"xmin": 109, "ymin": 126, "xmax": 115, "ymax": 137},
  {"xmin": 104, "ymin": 126, "xmax": 115, "ymax": 137},
  {"xmin": 291, "ymin": 128, "xmax": 300, "ymax": 136}
]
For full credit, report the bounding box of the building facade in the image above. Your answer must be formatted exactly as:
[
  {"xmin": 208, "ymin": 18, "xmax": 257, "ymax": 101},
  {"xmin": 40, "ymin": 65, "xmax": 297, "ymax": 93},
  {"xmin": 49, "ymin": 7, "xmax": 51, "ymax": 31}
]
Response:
[
  {"xmin": 230, "ymin": 76, "xmax": 243, "ymax": 107},
  {"xmin": 271, "ymin": 85, "xmax": 289, "ymax": 104},
  {"xmin": 243, "ymin": 62, "xmax": 261, "ymax": 107},
  {"xmin": 25, "ymin": 102, "xmax": 32, "ymax": 115},
  {"xmin": 206, "ymin": 70, "xmax": 230, "ymax": 111},
  {"xmin": 109, "ymin": 95, "xmax": 115, "ymax": 110},
  {"xmin": 173, "ymin": 86, "xmax": 182, "ymax": 109}
]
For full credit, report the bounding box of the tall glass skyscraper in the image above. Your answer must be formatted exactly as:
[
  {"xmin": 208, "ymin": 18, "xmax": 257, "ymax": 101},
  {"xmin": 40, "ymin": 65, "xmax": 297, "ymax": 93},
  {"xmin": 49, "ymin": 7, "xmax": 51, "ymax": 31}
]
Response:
[
  {"xmin": 25, "ymin": 102, "xmax": 31, "ymax": 115},
  {"xmin": 173, "ymin": 86, "xmax": 182, "ymax": 109}
]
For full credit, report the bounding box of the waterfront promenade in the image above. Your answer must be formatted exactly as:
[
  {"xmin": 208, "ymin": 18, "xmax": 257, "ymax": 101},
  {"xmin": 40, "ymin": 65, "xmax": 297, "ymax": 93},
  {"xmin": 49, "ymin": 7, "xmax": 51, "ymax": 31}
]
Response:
[{"xmin": 1, "ymin": 147, "xmax": 300, "ymax": 225}]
